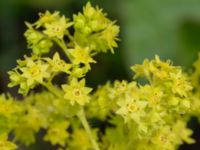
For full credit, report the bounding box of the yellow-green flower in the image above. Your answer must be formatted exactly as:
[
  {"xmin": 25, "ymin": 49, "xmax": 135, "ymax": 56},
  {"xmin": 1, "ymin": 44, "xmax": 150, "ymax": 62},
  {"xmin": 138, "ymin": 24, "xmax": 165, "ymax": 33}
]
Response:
[
  {"xmin": 69, "ymin": 66, "xmax": 89, "ymax": 78},
  {"xmin": 0, "ymin": 134, "xmax": 17, "ymax": 150},
  {"xmin": 62, "ymin": 78, "xmax": 92, "ymax": 106},
  {"xmin": 100, "ymin": 23, "xmax": 120, "ymax": 53},
  {"xmin": 172, "ymin": 120, "xmax": 195, "ymax": 144},
  {"xmin": 24, "ymin": 22, "xmax": 53, "ymax": 55},
  {"xmin": 73, "ymin": 2, "xmax": 119, "ymax": 53},
  {"xmin": 150, "ymin": 127, "xmax": 176, "ymax": 150},
  {"xmin": 69, "ymin": 129, "xmax": 93, "ymax": 150},
  {"xmin": 88, "ymin": 82, "xmax": 114, "ymax": 119},
  {"xmin": 140, "ymin": 85, "xmax": 163, "ymax": 106},
  {"xmin": 70, "ymin": 45, "xmax": 96, "ymax": 69},
  {"xmin": 35, "ymin": 11, "xmax": 60, "ymax": 28},
  {"xmin": 131, "ymin": 59, "xmax": 151, "ymax": 80},
  {"xmin": 170, "ymin": 70, "xmax": 192, "ymax": 97},
  {"xmin": 116, "ymin": 96, "xmax": 147, "ymax": 124},
  {"xmin": 8, "ymin": 56, "xmax": 50, "ymax": 95},
  {"xmin": 24, "ymin": 22, "xmax": 43, "ymax": 45},
  {"xmin": 73, "ymin": 2, "xmax": 109, "ymax": 34},
  {"xmin": 109, "ymin": 80, "xmax": 128, "ymax": 99},
  {"xmin": 20, "ymin": 58, "xmax": 49, "ymax": 86},
  {"xmin": 13, "ymin": 106, "xmax": 47, "ymax": 145},
  {"xmin": 0, "ymin": 95, "xmax": 22, "ymax": 119},
  {"xmin": 44, "ymin": 121, "xmax": 69, "ymax": 146},
  {"xmin": 43, "ymin": 16, "xmax": 72, "ymax": 39},
  {"xmin": 47, "ymin": 52, "xmax": 72, "ymax": 73}
]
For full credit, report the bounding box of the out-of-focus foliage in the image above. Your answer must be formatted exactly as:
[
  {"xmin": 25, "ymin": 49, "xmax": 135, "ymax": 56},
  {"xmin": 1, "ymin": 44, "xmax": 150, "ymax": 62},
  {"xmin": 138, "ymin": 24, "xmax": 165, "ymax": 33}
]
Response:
[{"xmin": 122, "ymin": 0, "xmax": 200, "ymax": 68}]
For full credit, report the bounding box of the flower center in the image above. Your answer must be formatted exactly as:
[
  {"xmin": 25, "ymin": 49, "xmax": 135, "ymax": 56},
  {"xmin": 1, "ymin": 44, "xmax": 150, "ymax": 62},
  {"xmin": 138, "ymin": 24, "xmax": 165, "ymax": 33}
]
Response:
[
  {"xmin": 127, "ymin": 103, "xmax": 138, "ymax": 112},
  {"xmin": 29, "ymin": 66, "xmax": 41, "ymax": 77},
  {"xmin": 73, "ymin": 89, "xmax": 81, "ymax": 97}
]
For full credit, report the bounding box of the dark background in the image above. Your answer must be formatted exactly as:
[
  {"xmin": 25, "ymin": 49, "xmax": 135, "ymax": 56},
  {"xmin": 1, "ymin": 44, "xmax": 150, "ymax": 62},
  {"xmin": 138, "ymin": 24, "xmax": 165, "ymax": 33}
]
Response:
[{"xmin": 0, "ymin": 0, "xmax": 200, "ymax": 149}]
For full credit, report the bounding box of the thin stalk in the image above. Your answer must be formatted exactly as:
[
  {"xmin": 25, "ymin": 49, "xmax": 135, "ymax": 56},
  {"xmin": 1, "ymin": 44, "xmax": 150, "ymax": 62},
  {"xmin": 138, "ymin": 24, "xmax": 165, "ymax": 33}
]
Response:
[
  {"xmin": 41, "ymin": 82, "xmax": 63, "ymax": 98},
  {"xmin": 54, "ymin": 38, "xmax": 73, "ymax": 62},
  {"xmin": 77, "ymin": 108, "xmax": 100, "ymax": 150}
]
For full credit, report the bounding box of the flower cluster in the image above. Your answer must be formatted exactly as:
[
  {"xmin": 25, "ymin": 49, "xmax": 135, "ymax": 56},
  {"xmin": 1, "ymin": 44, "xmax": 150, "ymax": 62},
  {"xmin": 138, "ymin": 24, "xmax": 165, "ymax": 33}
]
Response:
[
  {"xmin": 0, "ymin": 95, "xmax": 23, "ymax": 149},
  {"xmin": 4, "ymin": 2, "xmax": 119, "ymax": 150},
  {"xmin": 87, "ymin": 56, "xmax": 195, "ymax": 150},
  {"xmin": 8, "ymin": 55, "xmax": 49, "ymax": 95},
  {"xmin": 1, "ymin": 2, "xmax": 200, "ymax": 150},
  {"xmin": 73, "ymin": 2, "xmax": 119, "ymax": 53}
]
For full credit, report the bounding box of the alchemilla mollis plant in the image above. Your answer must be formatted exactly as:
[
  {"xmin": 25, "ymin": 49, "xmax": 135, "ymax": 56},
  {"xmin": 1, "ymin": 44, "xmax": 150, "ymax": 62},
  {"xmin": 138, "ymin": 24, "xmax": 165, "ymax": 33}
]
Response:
[{"xmin": 1, "ymin": 2, "xmax": 200, "ymax": 150}]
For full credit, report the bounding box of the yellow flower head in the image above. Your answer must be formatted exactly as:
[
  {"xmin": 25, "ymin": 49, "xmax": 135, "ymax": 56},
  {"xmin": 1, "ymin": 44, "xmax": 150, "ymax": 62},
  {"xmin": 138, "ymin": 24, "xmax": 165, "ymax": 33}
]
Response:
[
  {"xmin": 36, "ymin": 11, "xmax": 60, "ymax": 28},
  {"xmin": 24, "ymin": 23, "xmax": 53, "ymax": 55},
  {"xmin": 8, "ymin": 56, "xmax": 50, "ymax": 95},
  {"xmin": 62, "ymin": 78, "xmax": 92, "ymax": 106},
  {"xmin": 70, "ymin": 45, "xmax": 96, "ymax": 69},
  {"xmin": 0, "ymin": 133, "xmax": 17, "ymax": 150},
  {"xmin": 20, "ymin": 58, "xmax": 49, "ymax": 86},
  {"xmin": 44, "ymin": 121, "xmax": 69, "ymax": 146},
  {"xmin": 73, "ymin": 2, "xmax": 119, "ymax": 53},
  {"xmin": 69, "ymin": 129, "xmax": 92, "ymax": 150},
  {"xmin": 116, "ymin": 97, "xmax": 147, "ymax": 124},
  {"xmin": 101, "ymin": 23, "xmax": 120, "ymax": 53},
  {"xmin": 43, "ymin": 16, "xmax": 72, "ymax": 39},
  {"xmin": 47, "ymin": 52, "xmax": 72, "ymax": 73}
]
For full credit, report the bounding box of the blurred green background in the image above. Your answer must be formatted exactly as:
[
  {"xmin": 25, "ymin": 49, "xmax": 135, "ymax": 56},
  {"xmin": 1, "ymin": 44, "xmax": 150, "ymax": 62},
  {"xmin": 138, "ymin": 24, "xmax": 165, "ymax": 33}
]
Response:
[{"xmin": 0, "ymin": 0, "xmax": 200, "ymax": 149}]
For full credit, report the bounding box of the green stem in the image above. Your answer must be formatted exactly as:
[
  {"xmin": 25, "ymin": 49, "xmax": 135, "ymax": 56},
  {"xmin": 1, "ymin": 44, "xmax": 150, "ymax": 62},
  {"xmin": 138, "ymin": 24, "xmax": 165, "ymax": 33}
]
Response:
[
  {"xmin": 41, "ymin": 82, "xmax": 63, "ymax": 98},
  {"xmin": 65, "ymin": 30, "xmax": 74, "ymax": 41},
  {"xmin": 91, "ymin": 51, "xmax": 99, "ymax": 57},
  {"xmin": 77, "ymin": 108, "xmax": 100, "ymax": 150},
  {"xmin": 54, "ymin": 38, "xmax": 73, "ymax": 62}
]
